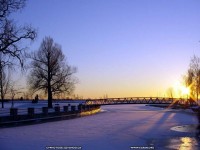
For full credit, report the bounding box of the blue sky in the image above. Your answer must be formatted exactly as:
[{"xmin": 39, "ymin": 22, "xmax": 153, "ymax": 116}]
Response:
[{"xmin": 14, "ymin": 0, "xmax": 200, "ymax": 98}]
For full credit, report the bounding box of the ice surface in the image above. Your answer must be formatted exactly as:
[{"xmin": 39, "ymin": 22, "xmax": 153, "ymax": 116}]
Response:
[{"xmin": 0, "ymin": 104, "xmax": 199, "ymax": 150}]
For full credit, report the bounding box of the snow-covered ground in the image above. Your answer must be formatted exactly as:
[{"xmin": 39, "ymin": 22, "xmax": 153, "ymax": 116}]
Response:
[
  {"xmin": 2, "ymin": 100, "xmax": 84, "ymax": 108},
  {"xmin": 0, "ymin": 104, "xmax": 199, "ymax": 150}
]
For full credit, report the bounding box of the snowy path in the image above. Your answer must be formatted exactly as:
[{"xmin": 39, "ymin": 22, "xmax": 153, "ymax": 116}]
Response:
[{"xmin": 0, "ymin": 104, "xmax": 199, "ymax": 150}]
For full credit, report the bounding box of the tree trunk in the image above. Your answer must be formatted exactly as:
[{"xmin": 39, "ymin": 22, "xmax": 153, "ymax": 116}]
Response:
[
  {"xmin": 47, "ymin": 51, "xmax": 53, "ymax": 108},
  {"xmin": 0, "ymin": 65, "xmax": 4, "ymax": 108},
  {"xmin": 1, "ymin": 84, "xmax": 4, "ymax": 108},
  {"xmin": 48, "ymin": 73, "xmax": 53, "ymax": 108},
  {"xmin": 47, "ymin": 79, "xmax": 53, "ymax": 108},
  {"xmin": 1, "ymin": 78, "xmax": 4, "ymax": 108},
  {"xmin": 1, "ymin": 96, "xmax": 4, "ymax": 108}
]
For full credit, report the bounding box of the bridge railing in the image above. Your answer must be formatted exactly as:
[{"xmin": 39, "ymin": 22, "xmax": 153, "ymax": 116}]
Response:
[{"xmin": 85, "ymin": 97, "xmax": 184, "ymax": 105}]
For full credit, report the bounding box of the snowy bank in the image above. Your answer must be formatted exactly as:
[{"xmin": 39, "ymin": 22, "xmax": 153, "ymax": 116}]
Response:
[{"xmin": 0, "ymin": 101, "xmax": 101, "ymax": 127}]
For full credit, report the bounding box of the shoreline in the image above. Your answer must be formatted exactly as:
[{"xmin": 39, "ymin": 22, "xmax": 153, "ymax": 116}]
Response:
[{"xmin": 0, "ymin": 104, "xmax": 101, "ymax": 128}]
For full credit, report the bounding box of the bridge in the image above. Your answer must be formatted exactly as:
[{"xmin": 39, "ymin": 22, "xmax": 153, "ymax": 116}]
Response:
[{"xmin": 85, "ymin": 97, "xmax": 196, "ymax": 106}]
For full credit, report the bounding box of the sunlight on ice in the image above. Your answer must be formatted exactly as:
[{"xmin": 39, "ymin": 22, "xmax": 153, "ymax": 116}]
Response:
[
  {"xmin": 179, "ymin": 137, "xmax": 198, "ymax": 150},
  {"xmin": 167, "ymin": 137, "xmax": 199, "ymax": 150}
]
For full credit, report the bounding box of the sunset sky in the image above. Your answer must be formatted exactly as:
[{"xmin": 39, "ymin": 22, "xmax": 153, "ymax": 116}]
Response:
[{"xmin": 14, "ymin": 0, "xmax": 200, "ymax": 98}]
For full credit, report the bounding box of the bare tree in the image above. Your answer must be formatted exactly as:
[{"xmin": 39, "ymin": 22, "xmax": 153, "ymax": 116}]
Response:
[
  {"xmin": 10, "ymin": 82, "xmax": 17, "ymax": 108},
  {"xmin": 0, "ymin": 0, "xmax": 37, "ymax": 67},
  {"xmin": 0, "ymin": 0, "xmax": 25, "ymax": 19},
  {"xmin": 183, "ymin": 69, "xmax": 195, "ymax": 99},
  {"xmin": 0, "ymin": 0, "xmax": 36, "ymax": 108},
  {"xmin": 0, "ymin": 54, "xmax": 12, "ymax": 108},
  {"xmin": 166, "ymin": 87, "xmax": 174, "ymax": 99},
  {"xmin": 28, "ymin": 37, "xmax": 77, "ymax": 108},
  {"xmin": 188, "ymin": 55, "xmax": 200, "ymax": 102},
  {"xmin": 9, "ymin": 83, "xmax": 25, "ymax": 107}
]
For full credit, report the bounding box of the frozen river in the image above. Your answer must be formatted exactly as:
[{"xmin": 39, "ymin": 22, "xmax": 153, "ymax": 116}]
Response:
[{"xmin": 0, "ymin": 104, "xmax": 200, "ymax": 150}]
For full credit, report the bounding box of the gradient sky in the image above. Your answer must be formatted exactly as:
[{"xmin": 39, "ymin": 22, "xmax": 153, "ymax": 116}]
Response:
[{"xmin": 13, "ymin": 0, "xmax": 200, "ymax": 98}]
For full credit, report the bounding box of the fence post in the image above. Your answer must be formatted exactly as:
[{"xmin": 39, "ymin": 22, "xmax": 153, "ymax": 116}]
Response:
[
  {"xmin": 10, "ymin": 108, "xmax": 18, "ymax": 116},
  {"xmin": 54, "ymin": 106, "xmax": 60, "ymax": 114},
  {"xmin": 86, "ymin": 105, "xmax": 90, "ymax": 111},
  {"xmin": 63, "ymin": 106, "xmax": 68, "ymax": 112},
  {"xmin": 42, "ymin": 107, "xmax": 48, "ymax": 115},
  {"xmin": 10, "ymin": 108, "xmax": 18, "ymax": 120},
  {"xmin": 82, "ymin": 105, "xmax": 86, "ymax": 111},
  {"xmin": 28, "ymin": 107, "xmax": 34, "ymax": 118},
  {"xmin": 71, "ymin": 106, "xmax": 76, "ymax": 112},
  {"xmin": 78, "ymin": 104, "xmax": 82, "ymax": 112}
]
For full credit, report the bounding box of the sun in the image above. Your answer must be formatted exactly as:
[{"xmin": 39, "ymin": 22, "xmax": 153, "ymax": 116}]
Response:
[
  {"xmin": 180, "ymin": 86, "xmax": 190, "ymax": 96},
  {"xmin": 173, "ymin": 81, "xmax": 190, "ymax": 98}
]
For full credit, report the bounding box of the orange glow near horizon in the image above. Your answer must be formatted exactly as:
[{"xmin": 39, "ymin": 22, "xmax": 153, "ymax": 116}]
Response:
[
  {"xmin": 75, "ymin": 85, "xmax": 172, "ymax": 99},
  {"xmin": 73, "ymin": 72, "xmax": 188, "ymax": 99}
]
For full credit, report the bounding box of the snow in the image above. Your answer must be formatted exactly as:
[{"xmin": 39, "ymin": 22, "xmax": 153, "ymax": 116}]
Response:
[
  {"xmin": 2, "ymin": 100, "xmax": 84, "ymax": 109},
  {"xmin": 0, "ymin": 104, "xmax": 199, "ymax": 150}
]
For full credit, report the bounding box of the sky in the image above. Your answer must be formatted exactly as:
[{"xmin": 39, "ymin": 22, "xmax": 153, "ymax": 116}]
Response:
[{"xmin": 13, "ymin": 0, "xmax": 200, "ymax": 98}]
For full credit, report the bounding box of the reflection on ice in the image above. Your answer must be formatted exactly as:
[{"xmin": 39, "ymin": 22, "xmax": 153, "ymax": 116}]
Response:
[
  {"xmin": 170, "ymin": 124, "xmax": 200, "ymax": 149},
  {"xmin": 180, "ymin": 137, "xmax": 198, "ymax": 150},
  {"xmin": 166, "ymin": 137, "xmax": 199, "ymax": 150}
]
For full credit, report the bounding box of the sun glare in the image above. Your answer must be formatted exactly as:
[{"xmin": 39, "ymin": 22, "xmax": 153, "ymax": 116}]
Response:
[
  {"xmin": 173, "ymin": 81, "xmax": 190, "ymax": 98},
  {"xmin": 181, "ymin": 86, "xmax": 190, "ymax": 95}
]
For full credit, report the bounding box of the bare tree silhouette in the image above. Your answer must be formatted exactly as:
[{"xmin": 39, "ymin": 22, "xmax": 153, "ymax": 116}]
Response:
[
  {"xmin": 0, "ymin": 54, "xmax": 11, "ymax": 108},
  {"xmin": 0, "ymin": 0, "xmax": 37, "ymax": 108},
  {"xmin": 189, "ymin": 55, "xmax": 200, "ymax": 102},
  {"xmin": 166, "ymin": 87, "xmax": 174, "ymax": 99},
  {"xmin": 0, "ymin": 0, "xmax": 37, "ymax": 67},
  {"xmin": 28, "ymin": 37, "xmax": 77, "ymax": 108}
]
